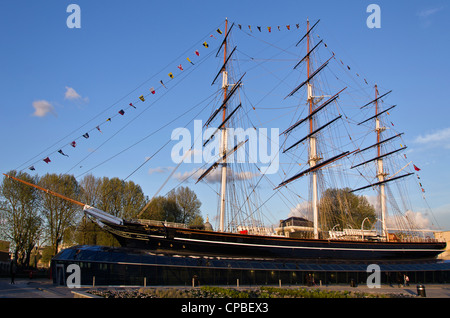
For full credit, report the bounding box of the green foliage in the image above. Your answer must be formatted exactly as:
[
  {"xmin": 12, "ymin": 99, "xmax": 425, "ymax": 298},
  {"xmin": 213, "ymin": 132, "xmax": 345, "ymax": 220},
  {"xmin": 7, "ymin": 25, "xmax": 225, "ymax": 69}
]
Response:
[
  {"xmin": 0, "ymin": 170, "xmax": 42, "ymax": 267},
  {"xmin": 140, "ymin": 186, "xmax": 203, "ymax": 227},
  {"xmin": 0, "ymin": 171, "xmax": 152, "ymax": 258},
  {"xmin": 88, "ymin": 286, "xmax": 395, "ymax": 298},
  {"xmin": 319, "ymin": 187, "xmax": 376, "ymax": 231}
]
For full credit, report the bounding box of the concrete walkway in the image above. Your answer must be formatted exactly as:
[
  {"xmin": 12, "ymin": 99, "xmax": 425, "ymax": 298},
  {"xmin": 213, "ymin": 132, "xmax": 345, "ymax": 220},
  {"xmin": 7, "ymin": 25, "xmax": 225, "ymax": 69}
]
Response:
[
  {"xmin": 0, "ymin": 278, "xmax": 74, "ymax": 298},
  {"xmin": 1, "ymin": 277, "xmax": 450, "ymax": 298}
]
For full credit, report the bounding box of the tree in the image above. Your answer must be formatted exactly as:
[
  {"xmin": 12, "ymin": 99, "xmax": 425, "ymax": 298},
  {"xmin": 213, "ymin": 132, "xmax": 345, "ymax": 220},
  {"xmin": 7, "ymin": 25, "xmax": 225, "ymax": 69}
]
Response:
[
  {"xmin": 0, "ymin": 171, "xmax": 42, "ymax": 267},
  {"xmin": 97, "ymin": 177, "xmax": 147, "ymax": 219},
  {"xmin": 168, "ymin": 186, "xmax": 202, "ymax": 225},
  {"xmin": 319, "ymin": 188, "xmax": 376, "ymax": 231},
  {"xmin": 139, "ymin": 196, "xmax": 181, "ymax": 223},
  {"xmin": 75, "ymin": 175, "xmax": 148, "ymax": 247},
  {"xmin": 39, "ymin": 173, "xmax": 81, "ymax": 256}
]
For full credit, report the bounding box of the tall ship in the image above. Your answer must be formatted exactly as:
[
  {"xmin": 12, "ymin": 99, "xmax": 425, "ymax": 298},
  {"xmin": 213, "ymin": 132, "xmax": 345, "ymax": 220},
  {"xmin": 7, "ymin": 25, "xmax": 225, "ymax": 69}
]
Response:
[{"xmin": 5, "ymin": 19, "xmax": 446, "ymax": 261}]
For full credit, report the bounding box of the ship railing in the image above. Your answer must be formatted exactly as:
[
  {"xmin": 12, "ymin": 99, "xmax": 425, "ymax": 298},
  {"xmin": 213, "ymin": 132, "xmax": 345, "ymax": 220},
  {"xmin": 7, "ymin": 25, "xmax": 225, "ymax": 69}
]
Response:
[
  {"xmin": 327, "ymin": 232, "xmax": 441, "ymax": 243},
  {"xmin": 137, "ymin": 219, "xmax": 188, "ymax": 229}
]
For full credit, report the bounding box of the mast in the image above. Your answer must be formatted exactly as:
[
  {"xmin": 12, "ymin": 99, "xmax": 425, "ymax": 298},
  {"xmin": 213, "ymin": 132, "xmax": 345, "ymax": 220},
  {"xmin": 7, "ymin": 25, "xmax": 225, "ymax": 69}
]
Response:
[
  {"xmin": 306, "ymin": 19, "xmax": 320, "ymax": 239},
  {"xmin": 219, "ymin": 19, "xmax": 229, "ymax": 232},
  {"xmin": 375, "ymin": 84, "xmax": 388, "ymax": 240}
]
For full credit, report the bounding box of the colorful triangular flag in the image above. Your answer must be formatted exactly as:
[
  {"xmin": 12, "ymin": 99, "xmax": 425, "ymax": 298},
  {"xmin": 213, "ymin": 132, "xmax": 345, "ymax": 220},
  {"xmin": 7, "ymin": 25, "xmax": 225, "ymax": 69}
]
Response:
[
  {"xmin": 118, "ymin": 109, "xmax": 125, "ymax": 115},
  {"xmin": 58, "ymin": 149, "xmax": 69, "ymax": 157},
  {"xmin": 70, "ymin": 141, "xmax": 77, "ymax": 147},
  {"xmin": 129, "ymin": 102, "xmax": 136, "ymax": 108},
  {"xmin": 43, "ymin": 157, "xmax": 51, "ymax": 164},
  {"xmin": 83, "ymin": 133, "xmax": 89, "ymax": 139},
  {"xmin": 139, "ymin": 95, "xmax": 145, "ymax": 102},
  {"xmin": 413, "ymin": 164, "xmax": 421, "ymax": 171},
  {"xmin": 187, "ymin": 57, "xmax": 194, "ymax": 65}
]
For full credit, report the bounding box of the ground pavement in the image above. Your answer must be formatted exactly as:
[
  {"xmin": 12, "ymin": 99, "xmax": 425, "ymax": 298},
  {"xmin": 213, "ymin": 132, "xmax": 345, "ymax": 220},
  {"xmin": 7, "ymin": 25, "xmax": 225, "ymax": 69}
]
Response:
[{"xmin": 1, "ymin": 277, "xmax": 450, "ymax": 298}]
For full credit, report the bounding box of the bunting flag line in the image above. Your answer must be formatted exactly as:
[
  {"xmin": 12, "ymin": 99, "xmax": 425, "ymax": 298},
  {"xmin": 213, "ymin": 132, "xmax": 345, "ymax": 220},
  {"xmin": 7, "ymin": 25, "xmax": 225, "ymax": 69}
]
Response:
[
  {"xmin": 24, "ymin": 24, "xmax": 224, "ymax": 172},
  {"xmin": 238, "ymin": 23, "xmax": 299, "ymax": 32},
  {"xmin": 237, "ymin": 21, "xmax": 370, "ymax": 88}
]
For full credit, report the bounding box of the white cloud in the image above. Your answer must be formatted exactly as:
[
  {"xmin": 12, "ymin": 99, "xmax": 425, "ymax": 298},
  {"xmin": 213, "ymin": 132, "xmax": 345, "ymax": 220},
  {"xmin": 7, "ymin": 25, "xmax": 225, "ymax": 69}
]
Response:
[
  {"xmin": 288, "ymin": 201, "xmax": 310, "ymax": 219},
  {"xmin": 417, "ymin": 6, "xmax": 445, "ymax": 28},
  {"xmin": 414, "ymin": 127, "xmax": 450, "ymax": 149},
  {"xmin": 148, "ymin": 166, "xmax": 175, "ymax": 175},
  {"xmin": 418, "ymin": 6, "xmax": 444, "ymax": 18},
  {"xmin": 386, "ymin": 210, "xmax": 432, "ymax": 230},
  {"xmin": 64, "ymin": 86, "xmax": 89, "ymax": 103},
  {"xmin": 32, "ymin": 100, "xmax": 56, "ymax": 117}
]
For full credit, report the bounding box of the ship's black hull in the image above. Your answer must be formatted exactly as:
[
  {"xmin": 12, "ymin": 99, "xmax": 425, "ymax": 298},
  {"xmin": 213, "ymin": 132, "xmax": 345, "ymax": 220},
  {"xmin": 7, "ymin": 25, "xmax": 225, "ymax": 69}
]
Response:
[{"xmin": 104, "ymin": 222, "xmax": 446, "ymax": 262}]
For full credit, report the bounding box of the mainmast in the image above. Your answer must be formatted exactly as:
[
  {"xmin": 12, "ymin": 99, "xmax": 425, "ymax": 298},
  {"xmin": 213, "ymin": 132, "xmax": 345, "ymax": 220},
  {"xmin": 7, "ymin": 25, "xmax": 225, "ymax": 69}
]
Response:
[
  {"xmin": 219, "ymin": 19, "xmax": 229, "ymax": 232},
  {"xmin": 306, "ymin": 19, "xmax": 320, "ymax": 239},
  {"xmin": 277, "ymin": 19, "xmax": 351, "ymax": 239},
  {"xmin": 375, "ymin": 84, "xmax": 388, "ymax": 239}
]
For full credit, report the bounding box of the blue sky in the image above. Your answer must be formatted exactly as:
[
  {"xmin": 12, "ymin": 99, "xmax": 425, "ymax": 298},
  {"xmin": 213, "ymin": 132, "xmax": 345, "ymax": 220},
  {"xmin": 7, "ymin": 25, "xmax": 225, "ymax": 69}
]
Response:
[{"xmin": 1, "ymin": 0, "xmax": 449, "ymax": 230}]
